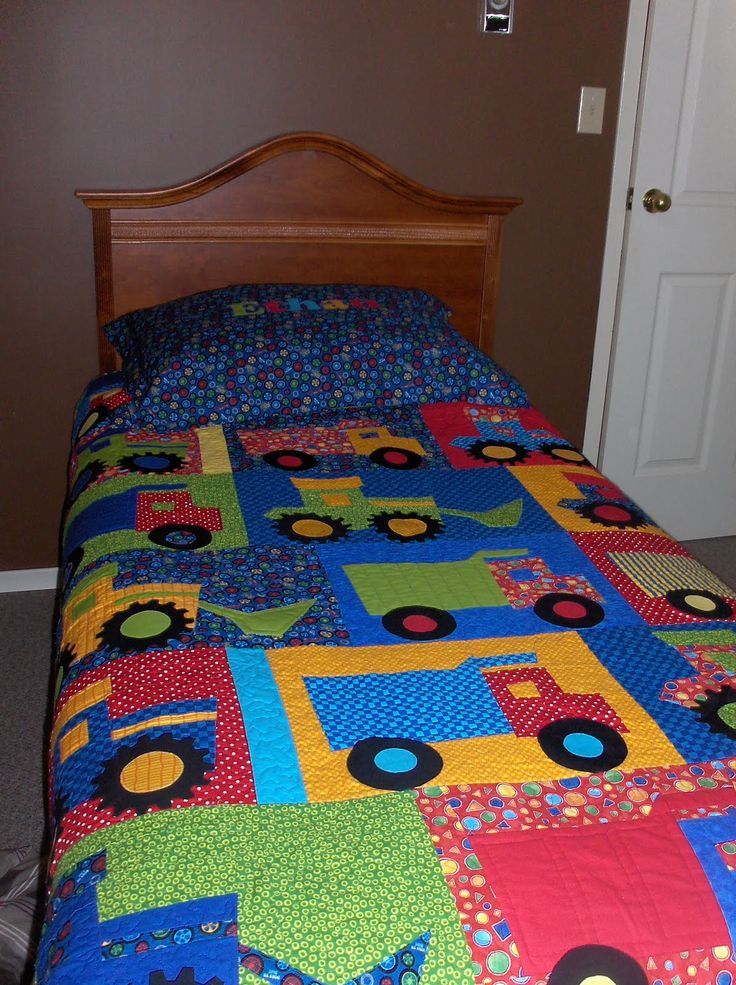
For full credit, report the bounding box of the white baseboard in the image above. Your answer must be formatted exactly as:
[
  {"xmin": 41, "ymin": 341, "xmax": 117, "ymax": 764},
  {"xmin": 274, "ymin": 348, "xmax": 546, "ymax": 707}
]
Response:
[{"xmin": 0, "ymin": 567, "xmax": 59, "ymax": 593}]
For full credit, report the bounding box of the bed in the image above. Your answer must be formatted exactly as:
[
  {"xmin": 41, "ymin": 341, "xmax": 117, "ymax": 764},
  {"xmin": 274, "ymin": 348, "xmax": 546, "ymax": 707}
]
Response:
[{"xmin": 38, "ymin": 132, "xmax": 736, "ymax": 985}]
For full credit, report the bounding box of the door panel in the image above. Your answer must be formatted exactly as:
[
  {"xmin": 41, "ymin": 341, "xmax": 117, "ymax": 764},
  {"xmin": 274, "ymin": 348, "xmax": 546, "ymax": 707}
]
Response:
[
  {"xmin": 636, "ymin": 274, "xmax": 730, "ymax": 470},
  {"xmin": 600, "ymin": 0, "xmax": 736, "ymax": 539}
]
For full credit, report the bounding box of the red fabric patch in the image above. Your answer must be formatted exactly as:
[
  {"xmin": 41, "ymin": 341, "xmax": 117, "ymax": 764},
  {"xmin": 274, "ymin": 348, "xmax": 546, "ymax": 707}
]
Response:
[
  {"xmin": 420, "ymin": 402, "xmax": 570, "ymax": 469},
  {"xmin": 573, "ymin": 531, "xmax": 736, "ymax": 625},
  {"xmin": 51, "ymin": 646, "xmax": 255, "ymax": 869},
  {"xmin": 471, "ymin": 809, "xmax": 729, "ymax": 977}
]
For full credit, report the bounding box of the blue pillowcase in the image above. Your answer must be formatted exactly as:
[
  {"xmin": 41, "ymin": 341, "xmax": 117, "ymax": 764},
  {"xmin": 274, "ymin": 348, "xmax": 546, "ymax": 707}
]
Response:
[{"xmin": 104, "ymin": 284, "xmax": 528, "ymax": 430}]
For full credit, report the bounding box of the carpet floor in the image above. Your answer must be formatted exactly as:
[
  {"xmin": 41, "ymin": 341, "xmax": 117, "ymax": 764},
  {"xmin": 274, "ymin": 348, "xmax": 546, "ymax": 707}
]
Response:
[{"xmin": 0, "ymin": 589, "xmax": 56, "ymax": 858}]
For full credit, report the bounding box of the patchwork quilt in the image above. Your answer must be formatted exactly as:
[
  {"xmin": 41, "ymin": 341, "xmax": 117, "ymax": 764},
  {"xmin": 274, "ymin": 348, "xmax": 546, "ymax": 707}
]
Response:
[{"xmin": 40, "ymin": 376, "xmax": 736, "ymax": 985}]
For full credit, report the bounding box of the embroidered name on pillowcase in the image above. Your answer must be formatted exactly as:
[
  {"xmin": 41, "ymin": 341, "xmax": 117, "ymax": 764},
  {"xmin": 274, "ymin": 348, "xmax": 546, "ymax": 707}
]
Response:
[{"xmin": 230, "ymin": 297, "xmax": 381, "ymax": 317}]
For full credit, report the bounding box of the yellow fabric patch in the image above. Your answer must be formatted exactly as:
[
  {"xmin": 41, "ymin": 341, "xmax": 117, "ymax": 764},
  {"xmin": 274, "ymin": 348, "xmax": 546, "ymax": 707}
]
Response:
[
  {"xmin": 322, "ymin": 494, "xmax": 352, "ymax": 507},
  {"xmin": 347, "ymin": 427, "xmax": 424, "ymax": 457},
  {"xmin": 294, "ymin": 476, "xmax": 362, "ymax": 490},
  {"xmin": 291, "ymin": 519, "xmax": 337, "ymax": 539},
  {"xmin": 267, "ymin": 634, "xmax": 683, "ymax": 802},
  {"xmin": 119, "ymin": 749, "xmax": 185, "ymax": 794},
  {"xmin": 387, "ymin": 517, "xmax": 429, "ymax": 537},
  {"xmin": 508, "ymin": 681, "xmax": 542, "ymax": 699},
  {"xmin": 481, "ymin": 444, "xmax": 518, "ymax": 460},
  {"xmin": 513, "ymin": 465, "xmax": 662, "ymax": 534},
  {"xmin": 110, "ymin": 710, "xmax": 217, "ymax": 742},
  {"xmin": 196, "ymin": 426, "xmax": 231, "ymax": 474},
  {"xmin": 59, "ymin": 720, "xmax": 89, "ymax": 763},
  {"xmin": 549, "ymin": 447, "xmax": 587, "ymax": 462},
  {"xmin": 608, "ymin": 551, "xmax": 732, "ymax": 598},
  {"xmin": 61, "ymin": 570, "xmax": 199, "ymax": 663},
  {"xmin": 52, "ymin": 678, "xmax": 112, "ymax": 748}
]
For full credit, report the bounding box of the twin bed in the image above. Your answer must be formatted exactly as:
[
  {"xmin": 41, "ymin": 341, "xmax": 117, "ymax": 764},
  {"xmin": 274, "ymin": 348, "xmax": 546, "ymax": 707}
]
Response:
[{"xmin": 38, "ymin": 133, "xmax": 736, "ymax": 985}]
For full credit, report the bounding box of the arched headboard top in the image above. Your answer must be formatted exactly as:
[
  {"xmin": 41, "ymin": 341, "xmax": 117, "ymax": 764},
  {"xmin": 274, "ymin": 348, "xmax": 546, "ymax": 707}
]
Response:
[{"xmin": 76, "ymin": 132, "xmax": 522, "ymax": 372}]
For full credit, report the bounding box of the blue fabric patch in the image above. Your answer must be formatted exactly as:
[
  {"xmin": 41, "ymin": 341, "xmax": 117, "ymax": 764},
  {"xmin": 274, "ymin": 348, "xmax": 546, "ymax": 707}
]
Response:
[
  {"xmin": 679, "ymin": 810, "xmax": 736, "ymax": 942},
  {"xmin": 239, "ymin": 929, "xmax": 431, "ymax": 984},
  {"xmin": 234, "ymin": 462, "xmax": 557, "ymax": 553},
  {"xmin": 56, "ymin": 547, "xmax": 349, "ymax": 690},
  {"xmin": 227, "ymin": 647, "xmax": 308, "ymax": 803},
  {"xmin": 304, "ymin": 654, "xmax": 536, "ymax": 750},
  {"xmin": 36, "ymin": 852, "xmax": 107, "ymax": 985},
  {"xmin": 100, "ymin": 892, "xmax": 238, "ymax": 959},
  {"xmin": 38, "ymin": 852, "xmax": 240, "ymax": 985},
  {"xmin": 584, "ymin": 627, "xmax": 736, "ymax": 762}
]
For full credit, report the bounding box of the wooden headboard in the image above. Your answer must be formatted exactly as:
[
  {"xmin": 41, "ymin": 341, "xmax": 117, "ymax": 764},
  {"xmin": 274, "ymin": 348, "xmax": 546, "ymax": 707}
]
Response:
[{"xmin": 76, "ymin": 132, "xmax": 521, "ymax": 373}]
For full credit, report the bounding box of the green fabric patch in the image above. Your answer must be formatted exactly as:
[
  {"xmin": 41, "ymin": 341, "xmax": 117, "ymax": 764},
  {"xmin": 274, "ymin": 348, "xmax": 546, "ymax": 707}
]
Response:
[
  {"xmin": 56, "ymin": 796, "xmax": 474, "ymax": 985},
  {"xmin": 202, "ymin": 598, "xmax": 313, "ymax": 636},
  {"xmin": 441, "ymin": 498, "xmax": 522, "ymax": 529},
  {"xmin": 119, "ymin": 607, "xmax": 171, "ymax": 639},
  {"xmin": 718, "ymin": 702, "xmax": 736, "ymax": 729},
  {"xmin": 344, "ymin": 549, "xmax": 524, "ymax": 615},
  {"xmin": 69, "ymin": 473, "xmax": 247, "ymax": 569},
  {"xmin": 655, "ymin": 628, "xmax": 736, "ymax": 671}
]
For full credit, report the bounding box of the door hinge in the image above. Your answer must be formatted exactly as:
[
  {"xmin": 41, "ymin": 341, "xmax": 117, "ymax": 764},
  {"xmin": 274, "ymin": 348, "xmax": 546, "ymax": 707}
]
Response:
[{"xmin": 626, "ymin": 186, "xmax": 634, "ymax": 210}]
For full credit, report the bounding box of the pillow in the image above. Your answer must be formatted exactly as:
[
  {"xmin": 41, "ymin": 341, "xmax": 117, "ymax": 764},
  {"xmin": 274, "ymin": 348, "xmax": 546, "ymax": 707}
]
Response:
[{"xmin": 104, "ymin": 284, "xmax": 528, "ymax": 430}]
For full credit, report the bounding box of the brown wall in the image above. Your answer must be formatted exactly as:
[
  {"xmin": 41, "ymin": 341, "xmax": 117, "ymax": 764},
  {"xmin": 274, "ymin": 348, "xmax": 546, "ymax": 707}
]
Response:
[{"xmin": 0, "ymin": 0, "xmax": 629, "ymax": 571}]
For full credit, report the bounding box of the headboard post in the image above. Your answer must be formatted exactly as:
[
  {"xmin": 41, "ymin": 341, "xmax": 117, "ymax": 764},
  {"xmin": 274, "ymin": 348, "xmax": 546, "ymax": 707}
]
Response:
[
  {"xmin": 91, "ymin": 209, "xmax": 118, "ymax": 373},
  {"xmin": 479, "ymin": 214, "xmax": 503, "ymax": 354}
]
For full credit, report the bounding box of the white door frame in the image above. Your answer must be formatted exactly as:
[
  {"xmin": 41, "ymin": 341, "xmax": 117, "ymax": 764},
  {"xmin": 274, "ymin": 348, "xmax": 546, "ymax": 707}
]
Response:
[{"xmin": 583, "ymin": 0, "xmax": 650, "ymax": 465}]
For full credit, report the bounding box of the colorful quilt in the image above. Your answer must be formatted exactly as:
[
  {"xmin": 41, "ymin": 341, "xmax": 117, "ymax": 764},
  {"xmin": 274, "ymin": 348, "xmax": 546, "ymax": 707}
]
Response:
[{"xmin": 40, "ymin": 376, "xmax": 736, "ymax": 985}]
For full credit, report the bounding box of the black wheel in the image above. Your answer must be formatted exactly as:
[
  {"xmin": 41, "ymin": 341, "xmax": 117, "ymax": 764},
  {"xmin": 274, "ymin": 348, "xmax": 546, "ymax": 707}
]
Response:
[
  {"xmin": 577, "ymin": 500, "xmax": 647, "ymax": 529},
  {"xmin": 537, "ymin": 718, "xmax": 628, "ymax": 772},
  {"xmin": 76, "ymin": 405, "xmax": 110, "ymax": 440},
  {"xmin": 96, "ymin": 600, "xmax": 192, "ymax": 652},
  {"xmin": 262, "ymin": 449, "xmax": 318, "ymax": 471},
  {"xmin": 149, "ymin": 968, "xmax": 225, "ymax": 985},
  {"xmin": 368, "ymin": 446, "xmax": 423, "ymax": 470},
  {"xmin": 92, "ymin": 733, "xmax": 211, "ymax": 816},
  {"xmin": 273, "ymin": 512, "xmax": 350, "ymax": 543},
  {"xmin": 117, "ymin": 451, "xmax": 185, "ymax": 474},
  {"xmin": 56, "ymin": 642, "xmax": 78, "ymax": 676},
  {"xmin": 68, "ymin": 459, "xmax": 105, "ymax": 503},
  {"xmin": 533, "ymin": 592, "xmax": 605, "ymax": 628},
  {"xmin": 347, "ymin": 737, "xmax": 443, "ymax": 790},
  {"xmin": 62, "ymin": 546, "xmax": 85, "ymax": 590},
  {"xmin": 467, "ymin": 439, "xmax": 528, "ymax": 465},
  {"xmin": 665, "ymin": 588, "xmax": 732, "ymax": 620},
  {"xmin": 381, "ymin": 605, "xmax": 456, "ymax": 641},
  {"xmin": 370, "ymin": 511, "xmax": 443, "ymax": 543},
  {"xmin": 692, "ymin": 684, "xmax": 736, "ymax": 740},
  {"xmin": 548, "ymin": 945, "xmax": 647, "ymax": 985},
  {"xmin": 148, "ymin": 524, "xmax": 212, "ymax": 550},
  {"xmin": 52, "ymin": 790, "xmax": 69, "ymax": 829},
  {"xmin": 539, "ymin": 442, "xmax": 588, "ymax": 465}
]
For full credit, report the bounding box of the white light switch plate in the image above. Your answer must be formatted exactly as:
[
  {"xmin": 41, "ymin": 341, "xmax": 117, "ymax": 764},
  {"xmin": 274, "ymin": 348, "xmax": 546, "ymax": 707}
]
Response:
[{"xmin": 577, "ymin": 86, "xmax": 606, "ymax": 134}]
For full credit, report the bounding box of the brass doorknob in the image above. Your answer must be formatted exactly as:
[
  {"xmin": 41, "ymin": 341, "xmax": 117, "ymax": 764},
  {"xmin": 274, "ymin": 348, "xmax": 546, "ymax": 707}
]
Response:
[{"xmin": 642, "ymin": 188, "xmax": 672, "ymax": 213}]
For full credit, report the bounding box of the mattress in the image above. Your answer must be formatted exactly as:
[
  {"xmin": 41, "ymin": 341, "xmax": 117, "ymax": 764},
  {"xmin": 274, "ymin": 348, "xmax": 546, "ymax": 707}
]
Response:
[{"xmin": 38, "ymin": 287, "xmax": 736, "ymax": 985}]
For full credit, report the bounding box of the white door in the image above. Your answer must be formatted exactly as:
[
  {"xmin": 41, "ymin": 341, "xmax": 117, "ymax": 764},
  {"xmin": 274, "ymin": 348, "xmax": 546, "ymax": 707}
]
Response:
[{"xmin": 599, "ymin": 0, "xmax": 736, "ymax": 541}]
